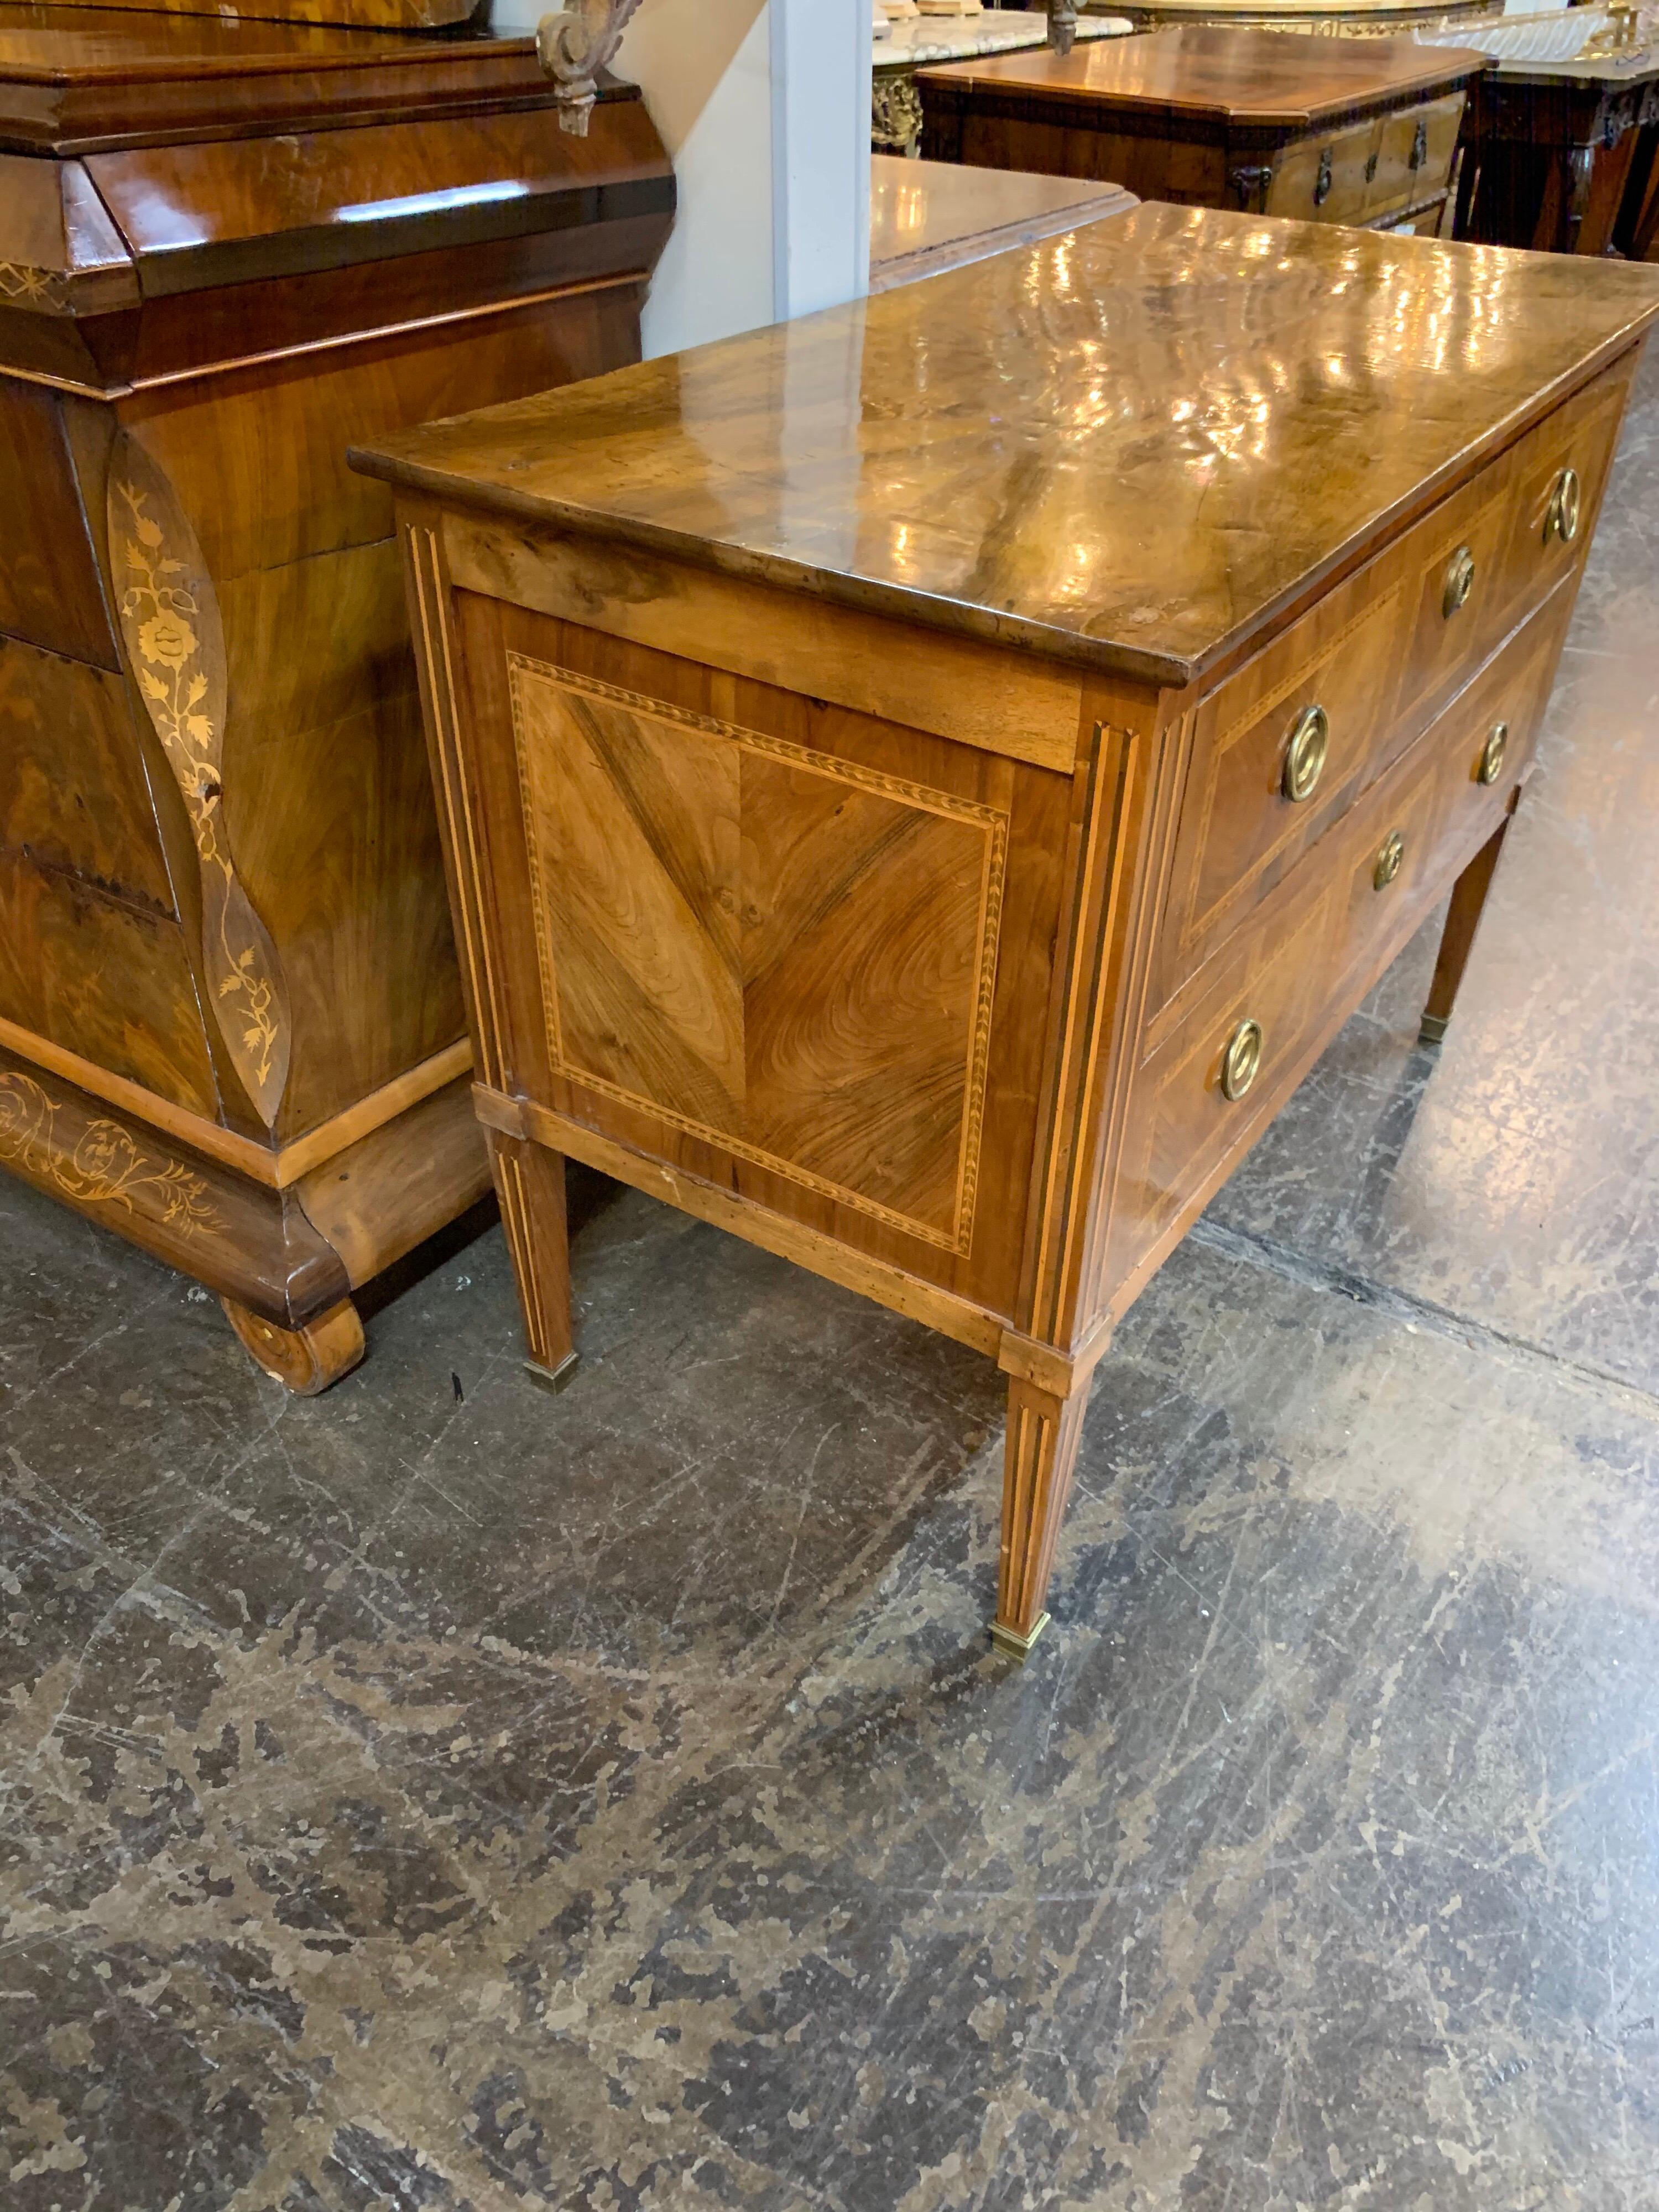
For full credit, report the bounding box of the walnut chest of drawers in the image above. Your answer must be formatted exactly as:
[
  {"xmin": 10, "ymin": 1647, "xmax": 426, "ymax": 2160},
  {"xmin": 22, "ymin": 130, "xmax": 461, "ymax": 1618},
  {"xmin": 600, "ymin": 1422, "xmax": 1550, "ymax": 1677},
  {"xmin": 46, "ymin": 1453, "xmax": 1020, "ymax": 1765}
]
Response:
[
  {"xmin": 919, "ymin": 27, "xmax": 1489, "ymax": 234},
  {"xmin": 352, "ymin": 205, "xmax": 1659, "ymax": 1653}
]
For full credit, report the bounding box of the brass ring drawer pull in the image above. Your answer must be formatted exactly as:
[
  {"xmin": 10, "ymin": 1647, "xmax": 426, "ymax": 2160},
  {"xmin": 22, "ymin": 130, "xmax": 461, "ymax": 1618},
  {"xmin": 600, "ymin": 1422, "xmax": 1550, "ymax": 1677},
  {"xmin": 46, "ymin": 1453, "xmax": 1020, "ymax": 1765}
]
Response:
[
  {"xmin": 1282, "ymin": 703, "xmax": 1329, "ymax": 803},
  {"xmin": 1442, "ymin": 545, "xmax": 1476, "ymax": 619},
  {"xmin": 1374, "ymin": 829, "xmax": 1406, "ymax": 890},
  {"xmin": 1477, "ymin": 721, "xmax": 1509, "ymax": 785},
  {"xmin": 1545, "ymin": 466, "xmax": 1580, "ymax": 546},
  {"xmin": 1220, "ymin": 1016, "xmax": 1263, "ymax": 1102}
]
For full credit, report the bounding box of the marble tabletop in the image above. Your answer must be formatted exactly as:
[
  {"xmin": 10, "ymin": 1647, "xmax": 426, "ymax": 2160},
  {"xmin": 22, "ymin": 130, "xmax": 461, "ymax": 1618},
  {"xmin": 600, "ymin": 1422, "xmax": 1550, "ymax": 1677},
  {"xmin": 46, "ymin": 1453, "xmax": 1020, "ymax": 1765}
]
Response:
[
  {"xmin": 1489, "ymin": 43, "xmax": 1659, "ymax": 76},
  {"xmin": 876, "ymin": 12, "xmax": 1134, "ymax": 65}
]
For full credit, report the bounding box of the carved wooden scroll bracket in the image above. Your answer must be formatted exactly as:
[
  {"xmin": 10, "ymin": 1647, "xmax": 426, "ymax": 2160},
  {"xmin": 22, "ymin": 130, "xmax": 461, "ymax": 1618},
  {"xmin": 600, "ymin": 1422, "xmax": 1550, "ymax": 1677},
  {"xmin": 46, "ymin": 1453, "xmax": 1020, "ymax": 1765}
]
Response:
[{"xmin": 536, "ymin": 0, "xmax": 645, "ymax": 135}]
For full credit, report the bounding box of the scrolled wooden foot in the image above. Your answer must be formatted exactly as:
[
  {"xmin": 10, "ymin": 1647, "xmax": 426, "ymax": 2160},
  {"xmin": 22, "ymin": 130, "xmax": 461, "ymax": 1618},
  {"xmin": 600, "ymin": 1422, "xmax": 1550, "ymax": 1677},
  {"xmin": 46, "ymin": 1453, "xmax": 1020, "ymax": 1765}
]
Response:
[
  {"xmin": 222, "ymin": 1295, "xmax": 365, "ymax": 1396},
  {"xmin": 993, "ymin": 1373, "xmax": 1091, "ymax": 1659}
]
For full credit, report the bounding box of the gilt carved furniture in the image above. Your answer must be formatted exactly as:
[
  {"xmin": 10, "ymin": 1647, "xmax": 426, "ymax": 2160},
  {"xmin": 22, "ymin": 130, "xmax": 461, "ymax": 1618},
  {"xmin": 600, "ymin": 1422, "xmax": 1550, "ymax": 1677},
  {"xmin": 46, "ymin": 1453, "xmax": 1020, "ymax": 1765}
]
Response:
[
  {"xmin": 0, "ymin": 0, "xmax": 672, "ymax": 1390},
  {"xmin": 919, "ymin": 27, "xmax": 1489, "ymax": 231},
  {"xmin": 353, "ymin": 205, "xmax": 1658, "ymax": 1652},
  {"xmin": 870, "ymin": 150, "xmax": 1136, "ymax": 288},
  {"xmin": 874, "ymin": 9, "xmax": 1134, "ymax": 155},
  {"xmin": 1082, "ymin": 0, "xmax": 1500, "ymax": 34},
  {"xmin": 1455, "ymin": 47, "xmax": 1659, "ymax": 255}
]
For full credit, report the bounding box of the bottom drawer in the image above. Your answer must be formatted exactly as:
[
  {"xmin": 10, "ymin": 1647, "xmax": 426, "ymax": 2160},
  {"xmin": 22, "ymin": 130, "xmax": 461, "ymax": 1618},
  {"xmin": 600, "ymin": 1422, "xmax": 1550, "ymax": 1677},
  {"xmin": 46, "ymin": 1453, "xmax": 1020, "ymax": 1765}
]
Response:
[{"xmin": 1328, "ymin": 734, "xmax": 1444, "ymax": 997}]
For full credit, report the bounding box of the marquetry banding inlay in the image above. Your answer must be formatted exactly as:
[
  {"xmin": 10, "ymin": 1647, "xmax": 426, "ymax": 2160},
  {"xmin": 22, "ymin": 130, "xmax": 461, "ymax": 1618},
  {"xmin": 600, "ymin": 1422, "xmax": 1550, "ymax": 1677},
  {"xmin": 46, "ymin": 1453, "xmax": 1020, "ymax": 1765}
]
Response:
[{"xmin": 507, "ymin": 659, "xmax": 1010, "ymax": 1255}]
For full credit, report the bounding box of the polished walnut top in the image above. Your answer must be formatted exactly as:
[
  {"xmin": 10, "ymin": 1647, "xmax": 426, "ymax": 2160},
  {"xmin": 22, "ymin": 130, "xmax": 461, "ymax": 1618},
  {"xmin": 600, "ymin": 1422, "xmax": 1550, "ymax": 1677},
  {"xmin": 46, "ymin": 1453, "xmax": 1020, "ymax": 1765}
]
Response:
[
  {"xmin": 353, "ymin": 202, "xmax": 1659, "ymax": 687},
  {"xmin": 918, "ymin": 25, "xmax": 1490, "ymax": 128},
  {"xmin": 869, "ymin": 153, "xmax": 1134, "ymax": 290}
]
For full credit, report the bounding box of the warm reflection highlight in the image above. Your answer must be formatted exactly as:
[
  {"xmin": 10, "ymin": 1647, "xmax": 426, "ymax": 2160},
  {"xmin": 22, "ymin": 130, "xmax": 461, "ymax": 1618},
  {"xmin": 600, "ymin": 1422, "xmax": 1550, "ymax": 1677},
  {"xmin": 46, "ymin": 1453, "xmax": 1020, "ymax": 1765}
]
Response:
[{"xmin": 356, "ymin": 203, "xmax": 1659, "ymax": 686}]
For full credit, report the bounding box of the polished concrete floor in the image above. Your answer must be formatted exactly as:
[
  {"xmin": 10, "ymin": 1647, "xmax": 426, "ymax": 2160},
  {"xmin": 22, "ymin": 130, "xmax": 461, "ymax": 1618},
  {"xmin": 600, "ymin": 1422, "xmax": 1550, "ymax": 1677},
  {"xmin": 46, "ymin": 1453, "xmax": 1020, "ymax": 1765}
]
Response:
[{"xmin": 5, "ymin": 357, "xmax": 1659, "ymax": 2212}]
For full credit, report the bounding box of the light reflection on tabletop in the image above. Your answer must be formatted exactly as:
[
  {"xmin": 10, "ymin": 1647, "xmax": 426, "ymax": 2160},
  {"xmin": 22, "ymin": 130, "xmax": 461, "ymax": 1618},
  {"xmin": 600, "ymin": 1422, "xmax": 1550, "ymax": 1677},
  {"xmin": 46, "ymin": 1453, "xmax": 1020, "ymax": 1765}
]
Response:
[{"xmin": 355, "ymin": 202, "xmax": 1659, "ymax": 686}]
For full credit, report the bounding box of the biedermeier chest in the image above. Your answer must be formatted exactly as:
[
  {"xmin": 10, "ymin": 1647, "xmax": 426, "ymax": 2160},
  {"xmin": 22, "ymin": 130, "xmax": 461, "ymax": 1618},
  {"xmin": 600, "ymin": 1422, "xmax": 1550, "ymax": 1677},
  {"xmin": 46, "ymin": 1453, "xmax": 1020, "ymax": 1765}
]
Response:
[
  {"xmin": 919, "ymin": 27, "xmax": 1488, "ymax": 234},
  {"xmin": 353, "ymin": 207, "xmax": 1659, "ymax": 1653},
  {"xmin": 0, "ymin": 2, "xmax": 671, "ymax": 1390}
]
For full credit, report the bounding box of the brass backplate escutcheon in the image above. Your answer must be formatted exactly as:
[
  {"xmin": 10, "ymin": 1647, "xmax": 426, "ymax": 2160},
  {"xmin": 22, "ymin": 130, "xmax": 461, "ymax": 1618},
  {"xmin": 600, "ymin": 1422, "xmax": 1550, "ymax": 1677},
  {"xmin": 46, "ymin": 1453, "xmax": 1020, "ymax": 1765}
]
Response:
[
  {"xmin": 1282, "ymin": 702, "xmax": 1330, "ymax": 803},
  {"xmin": 1220, "ymin": 1016, "xmax": 1263, "ymax": 1102},
  {"xmin": 1374, "ymin": 828, "xmax": 1406, "ymax": 890},
  {"xmin": 1443, "ymin": 544, "xmax": 1476, "ymax": 619},
  {"xmin": 1478, "ymin": 721, "xmax": 1509, "ymax": 786},
  {"xmin": 1546, "ymin": 466, "xmax": 1581, "ymax": 545}
]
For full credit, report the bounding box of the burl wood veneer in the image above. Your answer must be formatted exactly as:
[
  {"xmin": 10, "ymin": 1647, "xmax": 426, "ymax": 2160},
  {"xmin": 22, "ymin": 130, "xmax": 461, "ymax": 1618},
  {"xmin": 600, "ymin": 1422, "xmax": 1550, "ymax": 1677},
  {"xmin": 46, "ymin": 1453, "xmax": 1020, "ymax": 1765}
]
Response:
[
  {"xmin": 0, "ymin": 4, "xmax": 672, "ymax": 1389},
  {"xmin": 869, "ymin": 153, "xmax": 1136, "ymax": 293},
  {"xmin": 352, "ymin": 207, "xmax": 1659, "ymax": 1648},
  {"xmin": 919, "ymin": 28, "xmax": 1489, "ymax": 236}
]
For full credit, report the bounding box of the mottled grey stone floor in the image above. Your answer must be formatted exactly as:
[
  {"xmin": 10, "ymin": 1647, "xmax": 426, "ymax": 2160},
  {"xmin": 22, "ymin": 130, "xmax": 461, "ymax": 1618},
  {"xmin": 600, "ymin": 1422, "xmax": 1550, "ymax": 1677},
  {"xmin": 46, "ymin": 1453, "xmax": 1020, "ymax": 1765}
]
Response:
[{"xmin": 4, "ymin": 359, "xmax": 1659, "ymax": 2212}]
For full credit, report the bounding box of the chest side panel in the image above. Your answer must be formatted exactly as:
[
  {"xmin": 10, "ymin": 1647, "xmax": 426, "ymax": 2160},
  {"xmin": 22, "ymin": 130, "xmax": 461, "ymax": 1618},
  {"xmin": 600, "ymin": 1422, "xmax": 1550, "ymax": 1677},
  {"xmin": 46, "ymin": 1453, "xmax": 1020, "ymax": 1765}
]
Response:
[{"xmin": 451, "ymin": 585, "xmax": 1089, "ymax": 1326}]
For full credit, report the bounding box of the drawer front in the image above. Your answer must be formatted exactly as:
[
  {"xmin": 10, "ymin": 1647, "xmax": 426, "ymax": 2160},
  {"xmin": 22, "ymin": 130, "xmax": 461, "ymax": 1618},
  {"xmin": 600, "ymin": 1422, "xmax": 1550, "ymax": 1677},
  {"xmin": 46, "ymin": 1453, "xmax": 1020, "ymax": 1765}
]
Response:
[
  {"xmin": 1326, "ymin": 730, "xmax": 1446, "ymax": 998},
  {"xmin": 1366, "ymin": 93, "xmax": 1463, "ymax": 221},
  {"xmin": 1140, "ymin": 863, "xmax": 1334, "ymax": 1236},
  {"xmin": 1155, "ymin": 579, "xmax": 1408, "ymax": 995},
  {"xmin": 1114, "ymin": 583, "xmax": 1583, "ymax": 1325},
  {"xmin": 1401, "ymin": 352, "xmax": 1632, "ymax": 722},
  {"xmin": 1154, "ymin": 348, "xmax": 1636, "ymax": 1010},
  {"xmin": 1266, "ymin": 118, "xmax": 1377, "ymax": 223},
  {"xmin": 1431, "ymin": 576, "xmax": 1575, "ymax": 876}
]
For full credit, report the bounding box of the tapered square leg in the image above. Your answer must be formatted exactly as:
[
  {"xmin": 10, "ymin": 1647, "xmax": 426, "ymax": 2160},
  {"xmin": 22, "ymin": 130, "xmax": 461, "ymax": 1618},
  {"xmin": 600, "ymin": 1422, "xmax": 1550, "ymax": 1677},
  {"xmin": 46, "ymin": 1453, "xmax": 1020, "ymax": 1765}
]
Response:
[
  {"xmin": 1420, "ymin": 810, "xmax": 1513, "ymax": 1048},
  {"xmin": 488, "ymin": 1130, "xmax": 577, "ymax": 1390},
  {"xmin": 993, "ymin": 1373, "xmax": 1091, "ymax": 1658}
]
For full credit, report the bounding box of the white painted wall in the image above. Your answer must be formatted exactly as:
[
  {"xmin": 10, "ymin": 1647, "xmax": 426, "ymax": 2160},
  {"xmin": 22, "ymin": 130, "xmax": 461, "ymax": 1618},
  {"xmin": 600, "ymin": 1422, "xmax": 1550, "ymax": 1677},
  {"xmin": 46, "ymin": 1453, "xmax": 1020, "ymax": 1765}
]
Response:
[{"xmin": 490, "ymin": 0, "xmax": 872, "ymax": 357}]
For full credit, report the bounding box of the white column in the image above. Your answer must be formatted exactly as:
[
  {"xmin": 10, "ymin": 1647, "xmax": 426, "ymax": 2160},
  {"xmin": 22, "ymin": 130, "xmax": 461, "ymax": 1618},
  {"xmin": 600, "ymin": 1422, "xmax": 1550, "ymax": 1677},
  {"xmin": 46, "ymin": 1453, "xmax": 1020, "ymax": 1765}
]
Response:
[
  {"xmin": 769, "ymin": 0, "xmax": 873, "ymax": 327},
  {"xmin": 491, "ymin": 0, "xmax": 873, "ymax": 357}
]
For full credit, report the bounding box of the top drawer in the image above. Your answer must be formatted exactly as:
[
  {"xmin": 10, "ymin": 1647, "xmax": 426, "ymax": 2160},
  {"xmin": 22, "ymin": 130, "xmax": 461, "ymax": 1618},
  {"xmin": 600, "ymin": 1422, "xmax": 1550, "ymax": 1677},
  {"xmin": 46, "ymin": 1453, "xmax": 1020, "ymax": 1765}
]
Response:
[
  {"xmin": 1151, "ymin": 345, "xmax": 1636, "ymax": 1006},
  {"xmin": 1266, "ymin": 117, "xmax": 1378, "ymax": 225},
  {"xmin": 1399, "ymin": 356, "xmax": 1630, "ymax": 722},
  {"xmin": 1366, "ymin": 93, "xmax": 1464, "ymax": 221}
]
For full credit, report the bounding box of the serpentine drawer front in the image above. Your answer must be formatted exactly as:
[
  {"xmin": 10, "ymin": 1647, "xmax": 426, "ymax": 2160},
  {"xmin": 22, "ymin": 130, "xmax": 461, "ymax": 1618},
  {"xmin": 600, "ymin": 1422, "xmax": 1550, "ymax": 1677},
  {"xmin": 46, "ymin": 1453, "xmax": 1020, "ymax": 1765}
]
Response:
[{"xmin": 351, "ymin": 205, "xmax": 1659, "ymax": 1661}]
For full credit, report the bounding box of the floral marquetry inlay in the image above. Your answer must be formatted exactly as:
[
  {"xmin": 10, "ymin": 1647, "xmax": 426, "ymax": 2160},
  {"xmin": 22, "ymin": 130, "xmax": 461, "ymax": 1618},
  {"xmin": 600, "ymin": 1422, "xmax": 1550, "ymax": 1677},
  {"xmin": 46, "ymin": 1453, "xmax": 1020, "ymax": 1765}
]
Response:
[
  {"xmin": 0, "ymin": 261, "xmax": 70, "ymax": 311},
  {"xmin": 108, "ymin": 436, "xmax": 290, "ymax": 1127},
  {"xmin": 0, "ymin": 1073, "xmax": 218, "ymax": 1235}
]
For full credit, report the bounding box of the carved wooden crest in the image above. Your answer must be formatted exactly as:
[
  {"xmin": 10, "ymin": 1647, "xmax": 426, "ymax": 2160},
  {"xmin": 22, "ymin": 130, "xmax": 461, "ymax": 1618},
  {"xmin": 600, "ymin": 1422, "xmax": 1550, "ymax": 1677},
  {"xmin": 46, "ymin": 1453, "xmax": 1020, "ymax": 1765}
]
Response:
[{"xmin": 536, "ymin": 0, "xmax": 645, "ymax": 135}]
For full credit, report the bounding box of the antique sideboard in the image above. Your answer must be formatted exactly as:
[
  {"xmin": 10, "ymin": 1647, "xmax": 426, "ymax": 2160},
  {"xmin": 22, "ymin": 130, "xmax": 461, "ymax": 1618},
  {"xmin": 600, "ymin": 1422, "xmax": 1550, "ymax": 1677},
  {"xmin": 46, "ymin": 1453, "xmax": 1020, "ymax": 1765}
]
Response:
[
  {"xmin": 354, "ymin": 208, "xmax": 1659, "ymax": 1653},
  {"xmin": 1456, "ymin": 46, "xmax": 1659, "ymax": 257},
  {"xmin": 917, "ymin": 28, "xmax": 1489, "ymax": 232},
  {"xmin": 0, "ymin": 2, "xmax": 672, "ymax": 1390}
]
